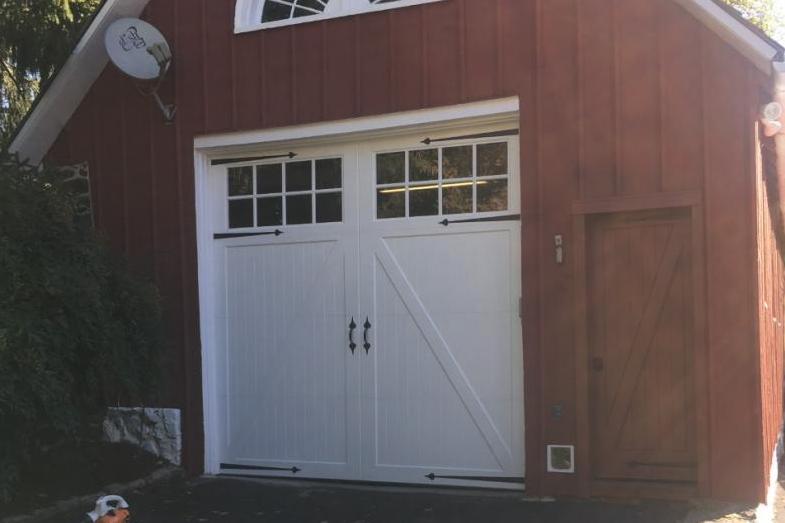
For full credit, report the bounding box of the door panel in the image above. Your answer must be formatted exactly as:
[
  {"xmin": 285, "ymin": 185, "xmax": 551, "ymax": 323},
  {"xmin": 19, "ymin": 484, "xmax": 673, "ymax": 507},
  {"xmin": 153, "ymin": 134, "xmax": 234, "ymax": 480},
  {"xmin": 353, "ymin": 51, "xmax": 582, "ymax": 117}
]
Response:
[
  {"xmin": 211, "ymin": 145, "xmax": 361, "ymax": 480},
  {"xmin": 358, "ymin": 130, "xmax": 524, "ymax": 488},
  {"xmin": 588, "ymin": 209, "xmax": 696, "ymax": 482}
]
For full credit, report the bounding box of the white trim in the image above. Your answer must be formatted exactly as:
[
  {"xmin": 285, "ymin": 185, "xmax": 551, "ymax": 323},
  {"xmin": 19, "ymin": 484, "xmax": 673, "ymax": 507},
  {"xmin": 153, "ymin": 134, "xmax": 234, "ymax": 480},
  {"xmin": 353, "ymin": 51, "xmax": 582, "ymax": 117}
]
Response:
[
  {"xmin": 194, "ymin": 98, "xmax": 520, "ymax": 476},
  {"xmin": 195, "ymin": 97, "xmax": 520, "ymax": 153},
  {"xmin": 673, "ymin": 0, "xmax": 781, "ymax": 75},
  {"xmin": 8, "ymin": 0, "xmax": 151, "ymax": 165},
  {"xmin": 234, "ymin": 0, "xmax": 446, "ymax": 34}
]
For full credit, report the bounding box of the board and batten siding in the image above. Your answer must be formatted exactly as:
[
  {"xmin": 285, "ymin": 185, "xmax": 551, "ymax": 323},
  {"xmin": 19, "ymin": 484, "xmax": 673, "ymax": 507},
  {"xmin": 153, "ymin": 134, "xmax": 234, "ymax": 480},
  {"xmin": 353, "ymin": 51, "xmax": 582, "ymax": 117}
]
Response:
[{"xmin": 46, "ymin": 0, "xmax": 773, "ymax": 502}]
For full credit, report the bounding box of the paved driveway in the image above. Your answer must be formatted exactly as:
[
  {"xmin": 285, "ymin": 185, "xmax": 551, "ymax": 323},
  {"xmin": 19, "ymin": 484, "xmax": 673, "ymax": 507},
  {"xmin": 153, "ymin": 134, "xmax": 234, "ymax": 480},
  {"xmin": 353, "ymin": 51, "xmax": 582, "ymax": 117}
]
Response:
[{"xmin": 46, "ymin": 476, "xmax": 705, "ymax": 523}]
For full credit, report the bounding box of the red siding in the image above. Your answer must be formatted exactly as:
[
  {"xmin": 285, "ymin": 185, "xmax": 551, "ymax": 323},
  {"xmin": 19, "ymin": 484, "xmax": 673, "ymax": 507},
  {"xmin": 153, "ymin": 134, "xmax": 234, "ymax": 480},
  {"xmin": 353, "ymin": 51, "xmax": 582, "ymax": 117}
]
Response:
[
  {"xmin": 45, "ymin": 0, "xmax": 777, "ymax": 502},
  {"xmin": 756, "ymin": 130, "xmax": 785, "ymax": 497}
]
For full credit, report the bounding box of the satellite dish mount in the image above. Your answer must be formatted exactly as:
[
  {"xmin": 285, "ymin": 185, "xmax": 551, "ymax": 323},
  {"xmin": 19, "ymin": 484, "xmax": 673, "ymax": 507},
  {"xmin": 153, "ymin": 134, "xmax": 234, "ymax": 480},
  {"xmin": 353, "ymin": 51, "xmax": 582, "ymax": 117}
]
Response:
[{"xmin": 105, "ymin": 18, "xmax": 177, "ymax": 124}]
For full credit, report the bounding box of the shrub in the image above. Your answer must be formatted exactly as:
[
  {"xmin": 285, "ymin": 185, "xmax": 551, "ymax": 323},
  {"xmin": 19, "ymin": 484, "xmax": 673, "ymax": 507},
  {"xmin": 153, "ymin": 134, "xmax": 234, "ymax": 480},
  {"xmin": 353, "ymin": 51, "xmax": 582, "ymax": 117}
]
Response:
[{"xmin": 0, "ymin": 153, "xmax": 163, "ymax": 503}]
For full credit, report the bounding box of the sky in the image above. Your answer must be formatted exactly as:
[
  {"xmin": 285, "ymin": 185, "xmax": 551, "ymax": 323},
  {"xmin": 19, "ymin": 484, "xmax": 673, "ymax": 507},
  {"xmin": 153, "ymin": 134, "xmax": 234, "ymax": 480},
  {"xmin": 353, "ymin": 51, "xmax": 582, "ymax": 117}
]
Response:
[{"xmin": 777, "ymin": 0, "xmax": 785, "ymax": 43}]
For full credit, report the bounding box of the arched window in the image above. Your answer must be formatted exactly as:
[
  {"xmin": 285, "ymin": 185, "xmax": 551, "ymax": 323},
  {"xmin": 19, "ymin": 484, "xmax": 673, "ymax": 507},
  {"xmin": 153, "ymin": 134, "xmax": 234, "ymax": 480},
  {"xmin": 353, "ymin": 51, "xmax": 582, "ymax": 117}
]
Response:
[{"xmin": 235, "ymin": 0, "xmax": 444, "ymax": 33}]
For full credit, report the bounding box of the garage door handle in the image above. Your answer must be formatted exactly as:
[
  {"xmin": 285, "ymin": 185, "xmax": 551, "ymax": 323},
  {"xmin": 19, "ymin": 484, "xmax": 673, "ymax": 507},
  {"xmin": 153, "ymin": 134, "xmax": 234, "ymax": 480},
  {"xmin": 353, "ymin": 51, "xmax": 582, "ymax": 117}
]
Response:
[
  {"xmin": 348, "ymin": 317, "xmax": 357, "ymax": 354},
  {"xmin": 363, "ymin": 317, "xmax": 372, "ymax": 354}
]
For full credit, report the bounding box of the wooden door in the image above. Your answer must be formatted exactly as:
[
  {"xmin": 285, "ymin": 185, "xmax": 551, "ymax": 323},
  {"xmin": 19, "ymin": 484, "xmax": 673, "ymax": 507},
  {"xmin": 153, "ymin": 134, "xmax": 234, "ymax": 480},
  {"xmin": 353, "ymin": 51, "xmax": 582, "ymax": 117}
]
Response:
[{"xmin": 587, "ymin": 209, "xmax": 697, "ymax": 483}]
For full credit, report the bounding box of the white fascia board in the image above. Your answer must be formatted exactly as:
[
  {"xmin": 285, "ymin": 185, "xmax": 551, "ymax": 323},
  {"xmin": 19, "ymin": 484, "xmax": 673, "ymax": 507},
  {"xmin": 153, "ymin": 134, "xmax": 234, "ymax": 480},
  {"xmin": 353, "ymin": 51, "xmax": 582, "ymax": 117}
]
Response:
[
  {"xmin": 9, "ymin": 0, "xmax": 151, "ymax": 165},
  {"xmin": 674, "ymin": 0, "xmax": 781, "ymax": 75}
]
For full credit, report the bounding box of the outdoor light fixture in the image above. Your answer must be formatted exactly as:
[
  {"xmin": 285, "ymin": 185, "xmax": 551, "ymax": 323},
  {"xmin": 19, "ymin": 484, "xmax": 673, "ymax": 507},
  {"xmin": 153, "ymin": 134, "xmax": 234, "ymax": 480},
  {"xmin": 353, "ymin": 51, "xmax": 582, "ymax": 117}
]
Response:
[{"xmin": 104, "ymin": 18, "xmax": 177, "ymax": 124}]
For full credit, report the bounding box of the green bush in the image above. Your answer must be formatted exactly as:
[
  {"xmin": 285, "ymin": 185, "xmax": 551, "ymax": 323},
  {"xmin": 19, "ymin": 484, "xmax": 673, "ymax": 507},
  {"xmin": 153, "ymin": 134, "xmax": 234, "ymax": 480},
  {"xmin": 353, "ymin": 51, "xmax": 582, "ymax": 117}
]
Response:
[{"xmin": 0, "ymin": 153, "xmax": 163, "ymax": 503}]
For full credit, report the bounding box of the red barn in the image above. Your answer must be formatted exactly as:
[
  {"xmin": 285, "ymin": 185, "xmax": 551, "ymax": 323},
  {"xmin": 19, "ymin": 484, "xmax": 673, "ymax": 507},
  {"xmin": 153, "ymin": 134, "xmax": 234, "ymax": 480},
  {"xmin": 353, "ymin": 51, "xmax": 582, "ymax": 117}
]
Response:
[{"xmin": 11, "ymin": 0, "xmax": 785, "ymax": 505}]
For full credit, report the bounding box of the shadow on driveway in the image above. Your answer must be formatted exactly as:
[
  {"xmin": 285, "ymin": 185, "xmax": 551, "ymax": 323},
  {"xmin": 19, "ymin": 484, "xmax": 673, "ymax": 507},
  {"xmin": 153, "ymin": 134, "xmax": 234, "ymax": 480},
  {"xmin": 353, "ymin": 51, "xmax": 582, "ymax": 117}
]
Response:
[{"xmin": 50, "ymin": 476, "xmax": 696, "ymax": 523}]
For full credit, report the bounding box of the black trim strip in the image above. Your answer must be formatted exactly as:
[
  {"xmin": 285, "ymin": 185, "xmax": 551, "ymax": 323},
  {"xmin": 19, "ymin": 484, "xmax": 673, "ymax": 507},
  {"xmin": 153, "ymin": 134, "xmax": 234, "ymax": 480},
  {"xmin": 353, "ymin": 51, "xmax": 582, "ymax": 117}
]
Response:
[
  {"xmin": 421, "ymin": 129, "xmax": 519, "ymax": 145},
  {"xmin": 439, "ymin": 214, "xmax": 521, "ymax": 226},
  {"xmin": 220, "ymin": 463, "xmax": 301, "ymax": 474},
  {"xmin": 214, "ymin": 229, "xmax": 283, "ymax": 239},
  {"xmin": 425, "ymin": 473, "xmax": 525, "ymax": 484},
  {"xmin": 211, "ymin": 152, "xmax": 297, "ymax": 166}
]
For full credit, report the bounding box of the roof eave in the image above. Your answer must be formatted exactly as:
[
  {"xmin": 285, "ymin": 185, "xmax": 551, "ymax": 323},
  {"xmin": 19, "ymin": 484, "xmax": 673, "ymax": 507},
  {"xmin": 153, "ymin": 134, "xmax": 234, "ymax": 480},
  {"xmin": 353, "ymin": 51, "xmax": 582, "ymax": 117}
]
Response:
[
  {"xmin": 8, "ymin": 0, "xmax": 151, "ymax": 165},
  {"xmin": 673, "ymin": 0, "xmax": 783, "ymax": 75}
]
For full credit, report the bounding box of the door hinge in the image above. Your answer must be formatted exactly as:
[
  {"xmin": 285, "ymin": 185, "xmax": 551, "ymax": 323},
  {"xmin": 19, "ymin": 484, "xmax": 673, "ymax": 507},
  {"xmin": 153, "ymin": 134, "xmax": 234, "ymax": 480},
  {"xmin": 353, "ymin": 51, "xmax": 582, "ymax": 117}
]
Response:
[{"xmin": 518, "ymin": 297, "xmax": 523, "ymax": 319}]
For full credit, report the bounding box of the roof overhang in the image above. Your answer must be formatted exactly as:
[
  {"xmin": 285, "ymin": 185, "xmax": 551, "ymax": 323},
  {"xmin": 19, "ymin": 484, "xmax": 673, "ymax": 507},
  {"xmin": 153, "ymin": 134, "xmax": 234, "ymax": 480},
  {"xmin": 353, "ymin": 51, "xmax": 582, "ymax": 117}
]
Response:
[
  {"xmin": 8, "ymin": 0, "xmax": 150, "ymax": 165},
  {"xmin": 673, "ymin": 0, "xmax": 783, "ymax": 74},
  {"xmin": 7, "ymin": 0, "xmax": 785, "ymax": 165}
]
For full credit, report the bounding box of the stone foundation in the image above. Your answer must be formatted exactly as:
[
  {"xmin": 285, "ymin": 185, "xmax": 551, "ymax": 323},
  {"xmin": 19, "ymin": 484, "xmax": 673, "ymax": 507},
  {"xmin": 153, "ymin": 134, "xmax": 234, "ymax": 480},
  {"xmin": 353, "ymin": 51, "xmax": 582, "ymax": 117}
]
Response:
[{"xmin": 103, "ymin": 407, "xmax": 181, "ymax": 466}]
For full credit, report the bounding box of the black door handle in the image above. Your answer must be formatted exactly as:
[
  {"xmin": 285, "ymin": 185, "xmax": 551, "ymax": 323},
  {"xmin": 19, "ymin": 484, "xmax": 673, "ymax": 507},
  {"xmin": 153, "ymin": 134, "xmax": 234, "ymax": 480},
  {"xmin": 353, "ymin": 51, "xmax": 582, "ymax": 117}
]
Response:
[
  {"xmin": 363, "ymin": 317, "xmax": 372, "ymax": 354},
  {"xmin": 348, "ymin": 317, "xmax": 357, "ymax": 354}
]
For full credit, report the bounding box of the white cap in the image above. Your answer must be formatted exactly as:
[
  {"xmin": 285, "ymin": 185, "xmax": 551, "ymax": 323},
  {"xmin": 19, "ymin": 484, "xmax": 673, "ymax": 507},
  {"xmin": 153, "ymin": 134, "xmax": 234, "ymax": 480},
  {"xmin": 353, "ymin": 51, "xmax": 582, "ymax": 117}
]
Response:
[{"xmin": 86, "ymin": 495, "xmax": 130, "ymax": 522}]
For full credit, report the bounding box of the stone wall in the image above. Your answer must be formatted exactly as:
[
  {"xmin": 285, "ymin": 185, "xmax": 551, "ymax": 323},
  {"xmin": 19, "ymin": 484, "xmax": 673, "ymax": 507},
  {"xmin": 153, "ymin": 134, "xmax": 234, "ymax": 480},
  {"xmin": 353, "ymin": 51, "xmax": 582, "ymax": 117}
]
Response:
[{"xmin": 103, "ymin": 408, "xmax": 181, "ymax": 465}]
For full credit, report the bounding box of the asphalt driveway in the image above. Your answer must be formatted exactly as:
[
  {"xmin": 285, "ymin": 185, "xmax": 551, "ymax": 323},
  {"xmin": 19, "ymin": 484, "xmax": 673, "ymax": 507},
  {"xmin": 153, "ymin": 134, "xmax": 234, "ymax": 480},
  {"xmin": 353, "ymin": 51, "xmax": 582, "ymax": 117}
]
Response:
[{"xmin": 40, "ymin": 475, "xmax": 713, "ymax": 523}]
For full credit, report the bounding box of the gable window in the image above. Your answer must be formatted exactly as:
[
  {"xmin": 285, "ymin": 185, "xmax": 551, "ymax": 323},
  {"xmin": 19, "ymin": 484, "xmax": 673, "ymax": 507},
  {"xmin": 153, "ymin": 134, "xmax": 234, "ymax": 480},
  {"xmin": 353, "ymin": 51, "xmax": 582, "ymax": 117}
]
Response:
[{"xmin": 236, "ymin": 0, "xmax": 445, "ymax": 33}]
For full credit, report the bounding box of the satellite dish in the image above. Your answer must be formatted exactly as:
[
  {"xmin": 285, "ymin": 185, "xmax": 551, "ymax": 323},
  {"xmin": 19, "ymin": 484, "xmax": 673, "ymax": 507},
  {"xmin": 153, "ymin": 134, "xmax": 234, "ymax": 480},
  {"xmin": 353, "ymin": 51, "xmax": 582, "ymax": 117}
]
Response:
[
  {"xmin": 105, "ymin": 18, "xmax": 176, "ymax": 123},
  {"xmin": 105, "ymin": 18, "xmax": 170, "ymax": 80}
]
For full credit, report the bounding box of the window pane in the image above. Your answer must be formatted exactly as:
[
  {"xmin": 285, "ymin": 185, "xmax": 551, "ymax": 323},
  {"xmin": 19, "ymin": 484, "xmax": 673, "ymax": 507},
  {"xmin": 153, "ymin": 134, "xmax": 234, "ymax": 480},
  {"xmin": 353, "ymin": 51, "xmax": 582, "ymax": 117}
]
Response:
[
  {"xmin": 377, "ymin": 152, "xmax": 405, "ymax": 185},
  {"xmin": 442, "ymin": 184, "xmax": 473, "ymax": 215},
  {"xmin": 477, "ymin": 179, "xmax": 508, "ymax": 212},
  {"xmin": 316, "ymin": 158, "xmax": 342, "ymax": 189},
  {"xmin": 409, "ymin": 149, "xmax": 438, "ymax": 182},
  {"xmin": 410, "ymin": 186, "xmax": 439, "ymax": 216},
  {"xmin": 286, "ymin": 161, "xmax": 312, "ymax": 192},
  {"xmin": 442, "ymin": 146, "xmax": 472, "ymax": 179},
  {"xmin": 477, "ymin": 142, "xmax": 508, "ymax": 177},
  {"xmin": 229, "ymin": 199, "xmax": 253, "ymax": 228},
  {"xmin": 256, "ymin": 164, "xmax": 282, "ymax": 194},
  {"xmin": 228, "ymin": 166, "xmax": 253, "ymax": 196},
  {"xmin": 316, "ymin": 192, "xmax": 342, "ymax": 223},
  {"xmin": 286, "ymin": 194, "xmax": 312, "ymax": 224},
  {"xmin": 377, "ymin": 188, "xmax": 405, "ymax": 219},
  {"xmin": 262, "ymin": 1, "xmax": 293, "ymax": 22},
  {"xmin": 298, "ymin": 0, "xmax": 327, "ymax": 9},
  {"xmin": 257, "ymin": 197, "xmax": 283, "ymax": 226}
]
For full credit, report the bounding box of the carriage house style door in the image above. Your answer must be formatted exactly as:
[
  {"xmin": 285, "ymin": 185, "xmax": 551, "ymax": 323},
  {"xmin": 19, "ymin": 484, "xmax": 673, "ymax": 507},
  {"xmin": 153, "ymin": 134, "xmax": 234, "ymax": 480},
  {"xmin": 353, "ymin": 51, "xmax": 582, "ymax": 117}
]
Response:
[{"xmin": 205, "ymin": 122, "xmax": 524, "ymax": 489}]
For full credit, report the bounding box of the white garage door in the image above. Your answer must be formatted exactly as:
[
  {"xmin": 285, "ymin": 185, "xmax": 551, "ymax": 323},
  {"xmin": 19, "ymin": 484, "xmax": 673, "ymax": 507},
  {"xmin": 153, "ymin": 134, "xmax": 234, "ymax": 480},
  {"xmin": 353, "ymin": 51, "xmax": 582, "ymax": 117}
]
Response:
[{"xmin": 205, "ymin": 124, "xmax": 524, "ymax": 489}]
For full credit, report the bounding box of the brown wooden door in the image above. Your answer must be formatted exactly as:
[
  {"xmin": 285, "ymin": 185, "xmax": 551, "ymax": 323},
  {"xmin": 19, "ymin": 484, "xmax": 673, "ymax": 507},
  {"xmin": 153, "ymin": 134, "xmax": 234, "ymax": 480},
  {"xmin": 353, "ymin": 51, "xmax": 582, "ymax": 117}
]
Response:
[{"xmin": 587, "ymin": 209, "xmax": 697, "ymax": 483}]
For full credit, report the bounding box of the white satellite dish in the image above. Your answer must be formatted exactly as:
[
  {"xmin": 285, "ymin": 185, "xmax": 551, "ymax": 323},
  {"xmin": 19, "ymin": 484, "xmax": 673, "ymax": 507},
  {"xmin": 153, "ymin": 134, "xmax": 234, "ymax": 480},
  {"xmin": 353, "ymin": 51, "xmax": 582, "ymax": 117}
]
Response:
[
  {"xmin": 105, "ymin": 17, "xmax": 176, "ymax": 122},
  {"xmin": 105, "ymin": 18, "xmax": 170, "ymax": 80}
]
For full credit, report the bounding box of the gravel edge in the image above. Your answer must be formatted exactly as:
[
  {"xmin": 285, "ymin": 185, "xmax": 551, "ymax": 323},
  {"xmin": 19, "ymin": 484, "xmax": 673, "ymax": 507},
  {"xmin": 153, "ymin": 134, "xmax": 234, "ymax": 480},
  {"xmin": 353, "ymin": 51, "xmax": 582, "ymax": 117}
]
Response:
[{"xmin": 0, "ymin": 466, "xmax": 184, "ymax": 523}]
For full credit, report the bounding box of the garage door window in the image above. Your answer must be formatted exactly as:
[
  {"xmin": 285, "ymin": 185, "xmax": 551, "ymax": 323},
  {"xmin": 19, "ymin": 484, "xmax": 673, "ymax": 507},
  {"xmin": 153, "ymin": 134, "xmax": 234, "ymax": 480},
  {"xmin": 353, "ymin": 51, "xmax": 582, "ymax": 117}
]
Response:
[
  {"xmin": 376, "ymin": 142, "xmax": 509, "ymax": 220},
  {"xmin": 227, "ymin": 158, "xmax": 343, "ymax": 228}
]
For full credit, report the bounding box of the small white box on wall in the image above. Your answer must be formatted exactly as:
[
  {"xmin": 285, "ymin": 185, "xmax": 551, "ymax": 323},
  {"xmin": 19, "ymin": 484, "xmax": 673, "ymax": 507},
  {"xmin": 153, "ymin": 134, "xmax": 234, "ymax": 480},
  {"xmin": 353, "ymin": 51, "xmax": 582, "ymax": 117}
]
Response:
[{"xmin": 547, "ymin": 445, "xmax": 575, "ymax": 474}]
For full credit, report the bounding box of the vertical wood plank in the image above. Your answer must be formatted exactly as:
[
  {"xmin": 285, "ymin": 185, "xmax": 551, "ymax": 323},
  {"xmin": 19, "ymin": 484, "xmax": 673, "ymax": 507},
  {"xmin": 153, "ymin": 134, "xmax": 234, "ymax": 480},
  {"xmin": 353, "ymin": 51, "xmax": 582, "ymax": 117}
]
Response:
[
  {"xmin": 262, "ymin": 28, "xmax": 294, "ymax": 127},
  {"xmin": 702, "ymin": 28, "xmax": 759, "ymax": 501},
  {"xmin": 660, "ymin": 2, "xmax": 704, "ymax": 193},
  {"xmin": 203, "ymin": 0, "xmax": 235, "ymax": 132},
  {"xmin": 389, "ymin": 7, "xmax": 424, "ymax": 112},
  {"xmin": 463, "ymin": 0, "xmax": 498, "ymax": 101},
  {"xmin": 538, "ymin": 0, "xmax": 579, "ymax": 496},
  {"xmin": 616, "ymin": 0, "xmax": 661, "ymax": 196},
  {"xmin": 293, "ymin": 22, "xmax": 324, "ymax": 123},
  {"xmin": 356, "ymin": 12, "xmax": 392, "ymax": 116},
  {"xmin": 423, "ymin": 1, "xmax": 461, "ymax": 108},
  {"xmin": 323, "ymin": 18, "xmax": 357, "ymax": 121},
  {"xmin": 233, "ymin": 32, "xmax": 262, "ymax": 131},
  {"xmin": 578, "ymin": 0, "xmax": 616, "ymax": 199}
]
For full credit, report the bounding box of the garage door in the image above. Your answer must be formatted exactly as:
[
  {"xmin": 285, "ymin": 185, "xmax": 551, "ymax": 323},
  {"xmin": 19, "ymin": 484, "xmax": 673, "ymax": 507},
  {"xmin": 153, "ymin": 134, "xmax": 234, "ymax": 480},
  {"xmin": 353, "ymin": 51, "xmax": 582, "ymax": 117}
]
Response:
[{"xmin": 206, "ymin": 125, "xmax": 524, "ymax": 488}]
